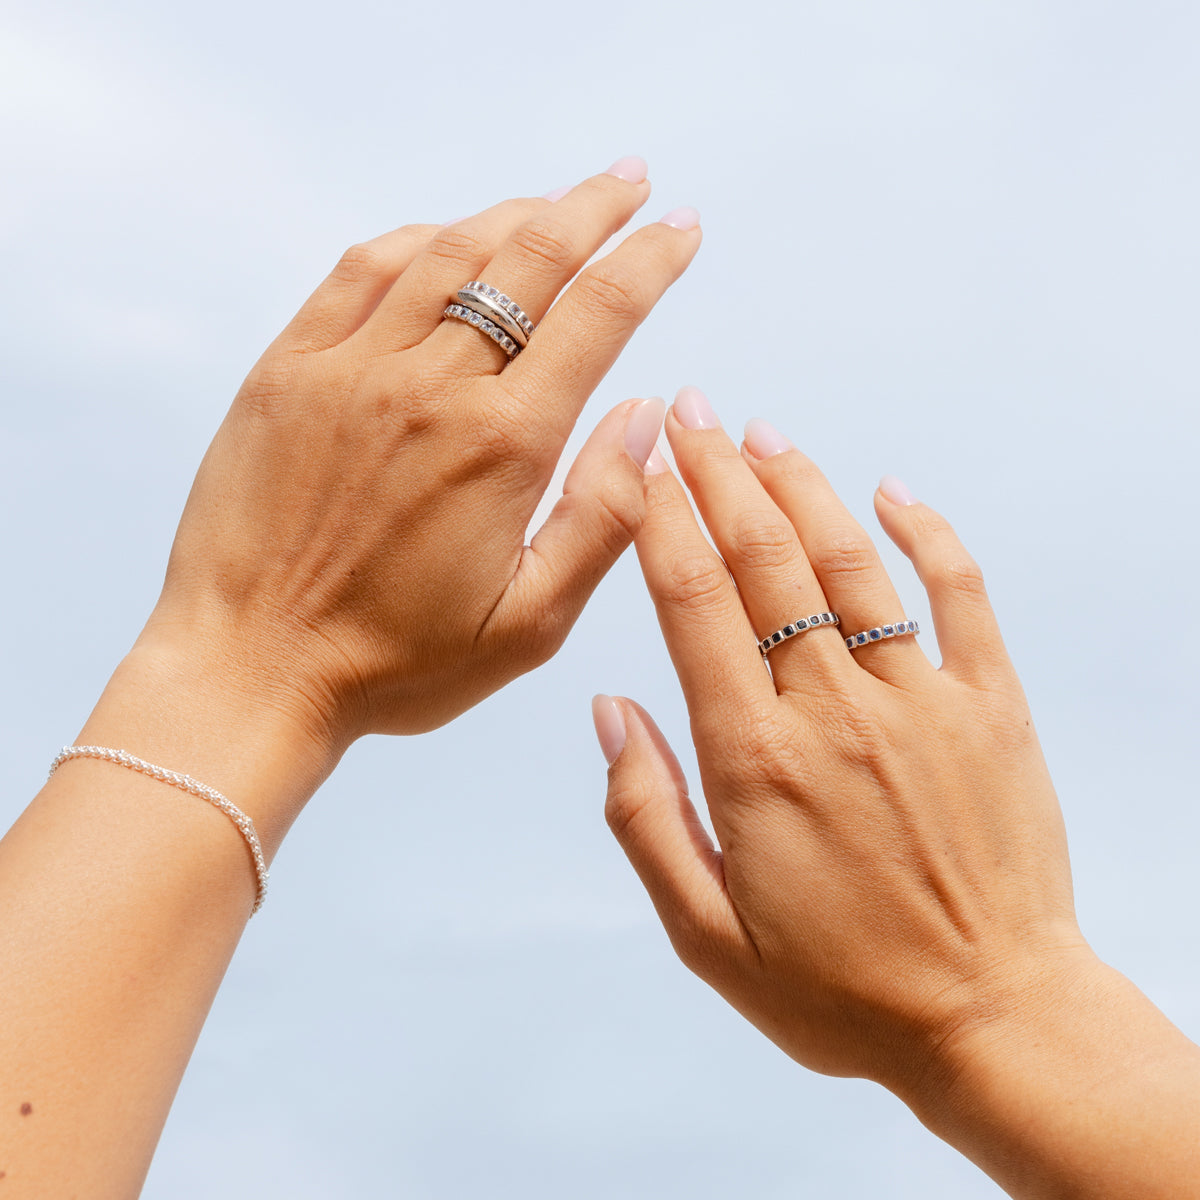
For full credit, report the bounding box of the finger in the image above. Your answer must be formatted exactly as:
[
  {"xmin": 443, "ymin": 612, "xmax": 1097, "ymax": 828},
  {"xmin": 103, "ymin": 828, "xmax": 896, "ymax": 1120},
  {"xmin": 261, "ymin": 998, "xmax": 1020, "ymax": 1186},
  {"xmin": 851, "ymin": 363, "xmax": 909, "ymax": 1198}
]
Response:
[
  {"xmin": 500, "ymin": 208, "xmax": 702, "ymax": 428},
  {"xmin": 480, "ymin": 396, "xmax": 664, "ymax": 670},
  {"xmin": 661, "ymin": 390, "xmax": 846, "ymax": 693},
  {"xmin": 278, "ymin": 224, "xmax": 440, "ymax": 353},
  {"xmin": 420, "ymin": 159, "xmax": 654, "ymax": 373},
  {"xmin": 742, "ymin": 418, "xmax": 929, "ymax": 687},
  {"xmin": 874, "ymin": 477, "xmax": 1010, "ymax": 682},
  {"xmin": 351, "ymin": 196, "xmax": 548, "ymax": 355},
  {"xmin": 596, "ymin": 696, "xmax": 751, "ymax": 975},
  {"xmin": 633, "ymin": 452, "xmax": 778, "ymax": 732}
]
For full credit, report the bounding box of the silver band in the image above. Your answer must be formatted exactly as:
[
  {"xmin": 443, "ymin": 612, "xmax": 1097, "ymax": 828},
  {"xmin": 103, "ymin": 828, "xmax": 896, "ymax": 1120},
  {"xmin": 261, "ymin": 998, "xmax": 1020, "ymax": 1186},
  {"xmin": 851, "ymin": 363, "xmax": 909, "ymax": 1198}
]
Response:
[
  {"xmin": 845, "ymin": 619, "xmax": 919, "ymax": 650},
  {"xmin": 758, "ymin": 611, "xmax": 840, "ymax": 657},
  {"xmin": 456, "ymin": 281, "xmax": 536, "ymax": 347},
  {"xmin": 443, "ymin": 303, "xmax": 522, "ymax": 358}
]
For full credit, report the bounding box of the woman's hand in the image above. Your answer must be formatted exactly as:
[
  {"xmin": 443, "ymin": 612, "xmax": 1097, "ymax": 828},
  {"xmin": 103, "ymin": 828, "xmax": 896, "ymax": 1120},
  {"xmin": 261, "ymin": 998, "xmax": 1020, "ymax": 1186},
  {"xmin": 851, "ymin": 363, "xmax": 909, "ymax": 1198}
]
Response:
[
  {"xmin": 596, "ymin": 388, "xmax": 1200, "ymax": 1199},
  {"xmin": 145, "ymin": 157, "xmax": 699, "ymax": 752}
]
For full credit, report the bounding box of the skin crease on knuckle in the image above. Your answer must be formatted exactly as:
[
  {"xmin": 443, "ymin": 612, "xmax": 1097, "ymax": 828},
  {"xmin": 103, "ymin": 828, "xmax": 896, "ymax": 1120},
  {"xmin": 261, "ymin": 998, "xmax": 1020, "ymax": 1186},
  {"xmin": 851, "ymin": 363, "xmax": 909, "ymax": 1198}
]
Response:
[{"xmin": 509, "ymin": 217, "xmax": 578, "ymax": 272}]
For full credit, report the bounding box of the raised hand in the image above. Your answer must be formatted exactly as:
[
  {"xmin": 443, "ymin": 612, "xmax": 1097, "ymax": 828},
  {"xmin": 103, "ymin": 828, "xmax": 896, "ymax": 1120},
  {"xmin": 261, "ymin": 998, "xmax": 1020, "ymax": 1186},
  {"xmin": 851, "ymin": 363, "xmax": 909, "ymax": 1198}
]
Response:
[{"xmin": 597, "ymin": 387, "xmax": 1200, "ymax": 1199}]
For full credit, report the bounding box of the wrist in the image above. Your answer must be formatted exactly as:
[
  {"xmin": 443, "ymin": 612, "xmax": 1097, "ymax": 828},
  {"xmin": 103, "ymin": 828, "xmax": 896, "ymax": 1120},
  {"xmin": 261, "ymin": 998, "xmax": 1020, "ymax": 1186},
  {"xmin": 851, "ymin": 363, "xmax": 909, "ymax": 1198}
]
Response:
[
  {"xmin": 898, "ymin": 948, "xmax": 1200, "ymax": 1198},
  {"xmin": 79, "ymin": 625, "xmax": 349, "ymax": 859}
]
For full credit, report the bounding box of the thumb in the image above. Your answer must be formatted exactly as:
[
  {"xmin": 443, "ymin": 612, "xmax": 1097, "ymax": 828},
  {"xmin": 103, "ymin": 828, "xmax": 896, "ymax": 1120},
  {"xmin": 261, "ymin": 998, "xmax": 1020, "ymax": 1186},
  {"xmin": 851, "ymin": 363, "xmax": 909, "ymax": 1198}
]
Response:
[{"xmin": 592, "ymin": 695, "xmax": 746, "ymax": 972}]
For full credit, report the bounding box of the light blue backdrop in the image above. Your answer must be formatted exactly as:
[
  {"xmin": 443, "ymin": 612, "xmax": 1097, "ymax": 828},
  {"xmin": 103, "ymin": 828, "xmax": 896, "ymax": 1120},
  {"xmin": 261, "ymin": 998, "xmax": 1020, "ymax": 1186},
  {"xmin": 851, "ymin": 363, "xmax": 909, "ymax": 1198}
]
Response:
[{"xmin": 2, "ymin": 2, "xmax": 1197, "ymax": 1195}]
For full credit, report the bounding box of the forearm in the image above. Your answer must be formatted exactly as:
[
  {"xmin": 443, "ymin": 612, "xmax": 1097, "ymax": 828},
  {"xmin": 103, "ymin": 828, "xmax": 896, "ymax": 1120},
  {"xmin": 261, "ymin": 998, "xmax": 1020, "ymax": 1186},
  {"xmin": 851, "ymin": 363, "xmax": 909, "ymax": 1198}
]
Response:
[
  {"xmin": 907, "ymin": 953, "xmax": 1200, "ymax": 1200},
  {"xmin": 0, "ymin": 636, "xmax": 340, "ymax": 1198}
]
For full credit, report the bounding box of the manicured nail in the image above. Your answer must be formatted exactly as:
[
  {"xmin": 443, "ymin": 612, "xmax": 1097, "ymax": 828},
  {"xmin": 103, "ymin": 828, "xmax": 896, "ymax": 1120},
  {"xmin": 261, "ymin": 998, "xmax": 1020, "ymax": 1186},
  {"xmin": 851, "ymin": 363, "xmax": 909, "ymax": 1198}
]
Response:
[
  {"xmin": 606, "ymin": 155, "xmax": 649, "ymax": 183},
  {"xmin": 644, "ymin": 446, "xmax": 670, "ymax": 475},
  {"xmin": 592, "ymin": 695, "xmax": 627, "ymax": 765},
  {"xmin": 743, "ymin": 417, "xmax": 794, "ymax": 460},
  {"xmin": 659, "ymin": 206, "xmax": 700, "ymax": 230},
  {"xmin": 543, "ymin": 184, "xmax": 572, "ymax": 202},
  {"xmin": 440, "ymin": 216, "xmax": 466, "ymax": 227},
  {"xmin": 879, "ymin": 474, "xmax": 916, "ymax": 506},
  {"xmin": 673, "ymin": 385, "xmax": 720, "ymax": 431},
  {"xmin": 624, "ymin": 397, "xmax": 666, "ymax": 469}
]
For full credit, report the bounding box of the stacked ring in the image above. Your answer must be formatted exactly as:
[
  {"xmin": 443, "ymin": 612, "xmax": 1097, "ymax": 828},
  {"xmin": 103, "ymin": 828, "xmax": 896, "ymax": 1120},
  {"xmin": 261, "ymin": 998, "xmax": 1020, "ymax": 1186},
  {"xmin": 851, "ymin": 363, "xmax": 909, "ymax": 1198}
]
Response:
[
  {"xmin": 456, "ymin": 281, "xmax": 536, "ymax": 347},
  {"xmin": 442, "ymin": 303, "xmax": 522, "ymax": 358},
  {"xmin": 757, "ymin": 612, "xmax": 840, "ymax": 657},
  {"xmin": 443, "ymin": 280, "xmax": 538, "ymax": 359},
  {"xmin": 844, "ymin": 620, "xmax": 919, "ymax": 650}
]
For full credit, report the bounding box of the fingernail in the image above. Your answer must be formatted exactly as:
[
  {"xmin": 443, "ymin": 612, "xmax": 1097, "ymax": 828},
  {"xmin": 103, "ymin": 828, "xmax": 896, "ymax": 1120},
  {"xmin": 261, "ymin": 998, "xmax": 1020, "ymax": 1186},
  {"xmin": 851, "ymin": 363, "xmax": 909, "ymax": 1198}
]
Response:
[
  {"xmin": 624, "ymin": 397, "xmax": 666, "ymax": 469},
  {"xmin": 543, "ymin": 184, "xmax": 572, "ymax": 202},
  {"xmin": 592, "ymin": 695, "xmax": 627, "ymax": 765},
  {"xmin": 659, "ymin": 206, "xmax": 700, "ymax": 230},
  {"xmin": 673, "ymin": 385, "xmax": 720, "ymax": 431},
  {"xmin": 606, "ymin": 155, "xmax": 649, "ymax": 183},
  {"xmin": 879, "ymin": 474, "xmax": 916, "ymax": 505},
  {"xmin": 440, "ymin": 216, "xmax": 466, "ymax": 227},
  {"xmin": 743, "ymin": 417, "xmax": 794, "ymax": 459},
  {"xmin": 644, "ymin": 446, "xmax": 670, "ymax": 475}
]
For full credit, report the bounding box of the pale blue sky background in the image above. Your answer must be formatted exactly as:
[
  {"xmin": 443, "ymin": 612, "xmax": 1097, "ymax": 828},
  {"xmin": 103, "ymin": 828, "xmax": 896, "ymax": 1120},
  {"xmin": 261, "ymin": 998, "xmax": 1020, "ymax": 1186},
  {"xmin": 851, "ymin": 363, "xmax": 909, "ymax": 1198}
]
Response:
[{"xmin": 2, "ymin": 1, "xmax": 1198, "ymax": 1196}]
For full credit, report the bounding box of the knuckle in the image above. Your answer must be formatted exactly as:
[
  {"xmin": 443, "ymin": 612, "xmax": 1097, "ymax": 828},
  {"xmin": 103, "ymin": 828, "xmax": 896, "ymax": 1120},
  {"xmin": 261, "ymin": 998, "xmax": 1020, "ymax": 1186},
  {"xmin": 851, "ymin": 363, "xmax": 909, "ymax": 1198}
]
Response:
[
  {"xmin": 331, "ymin": 241, "xmax": 389, "ymax": 285},
  {"xmin": 464, "ymin": 407, "xmax": 531, "ymax": 471},
  {"xmin": 808, "ymin": 530, "xmax": 878, "ymax": 585},
  {"xmin": 574, "ymin": 265, "xmax": 645, "ymax": 325},
  {"xmin": 934, "ymin": 555, "xmax": 988, "ymax": 600},
  {"xmin": 571, "ymin": 482, "xmax": 643, "ymax": 556},
  {"xmin": 726, "ymin": 510, "xmax": 796, "ymax": 570},
  {"xmin": 659, "ymin": 553, "xmax": 730, "ymax": 615},
  {"xmin": 510, "ymin": 218, "xmax": 577, "ymax": 272},
  {"xmin": 425, "ymin": 227, "xmax": 490, "ymax": 270}
]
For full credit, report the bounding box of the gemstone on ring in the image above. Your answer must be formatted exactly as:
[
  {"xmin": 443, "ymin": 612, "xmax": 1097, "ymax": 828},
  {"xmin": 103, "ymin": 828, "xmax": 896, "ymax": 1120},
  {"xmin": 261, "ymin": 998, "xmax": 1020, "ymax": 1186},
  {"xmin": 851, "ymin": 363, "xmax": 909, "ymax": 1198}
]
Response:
[{"xmin": 757, "ymin": 612, "xmax": 840, "ymax": 658}]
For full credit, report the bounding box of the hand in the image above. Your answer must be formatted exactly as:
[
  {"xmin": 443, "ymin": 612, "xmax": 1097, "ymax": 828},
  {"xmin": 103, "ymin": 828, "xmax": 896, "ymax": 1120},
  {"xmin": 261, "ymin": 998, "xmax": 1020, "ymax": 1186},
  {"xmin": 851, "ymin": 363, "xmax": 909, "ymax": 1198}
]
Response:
[
  {"xmin": 596, "ymin": 387, "xmax": 1084, "ymax": 1092},
  {"xmin": 143, "ymin": 158, "xmax": 700, "ymax": 751}
]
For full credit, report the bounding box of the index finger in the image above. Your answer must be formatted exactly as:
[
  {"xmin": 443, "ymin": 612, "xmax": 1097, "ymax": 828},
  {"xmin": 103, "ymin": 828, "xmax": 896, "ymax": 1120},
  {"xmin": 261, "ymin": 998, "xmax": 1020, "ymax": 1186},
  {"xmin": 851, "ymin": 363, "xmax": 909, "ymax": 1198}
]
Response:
[{"xmin": 634, "ymin": 452, "xmax": 778, "ymax": 738}]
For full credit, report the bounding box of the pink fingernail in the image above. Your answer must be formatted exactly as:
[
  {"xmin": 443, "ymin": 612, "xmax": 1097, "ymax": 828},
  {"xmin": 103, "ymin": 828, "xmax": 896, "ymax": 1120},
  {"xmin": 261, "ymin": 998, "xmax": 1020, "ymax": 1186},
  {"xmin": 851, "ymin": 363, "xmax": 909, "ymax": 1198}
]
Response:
[
  {"xmin": 644, "ymin": 446, "xmax": 670, "ymax": 475},
  {"xmin": 659, "ymin": 206, "xmax": 700, "ymax": 230},
  {"xmin": 879, "ymin": 475, "xmax": 916, "ymax": 505},
  {"xmin": 543, "ymin": 184, "xmax": 572, "ymax": 202},
  {"xmin": 744, "ymin": 417, "xmax": 794, "ymax": 459},
  {"xmin": 673, "ymin": 385, "xmax": 720, "ymax": 431},
  {"xmin": 592, "ymin": 695, "xmax": 627, "ymax": 765},
  {"xmin": 624, "ymin": 397, "xmax": 666, "ymax": 469},
  {"xmin": 606, "ymin": 155, "xmax": 649, "ymax": 183},
  {"xmin": 440, "ymin": 216, "xmax": 466, "ymax": 227}
]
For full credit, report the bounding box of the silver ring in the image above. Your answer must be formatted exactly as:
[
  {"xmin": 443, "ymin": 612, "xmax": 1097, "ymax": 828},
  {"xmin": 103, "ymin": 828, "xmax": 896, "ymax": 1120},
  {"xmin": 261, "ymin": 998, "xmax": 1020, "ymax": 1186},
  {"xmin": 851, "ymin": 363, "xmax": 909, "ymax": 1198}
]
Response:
[
  {"xmin": 443, "ymin": 303, "xmax": 521, "ymax": 358},
  {"xmin": 758, "ymin": 612, "xmax": 840, "ymax": 657},
  {"xmin": 845, "ymin": 620, "xmax": 919, "ymax": 650},
  {"xmin": 456, "ymin": 281, "xmax": 536, "ymax": 347}
]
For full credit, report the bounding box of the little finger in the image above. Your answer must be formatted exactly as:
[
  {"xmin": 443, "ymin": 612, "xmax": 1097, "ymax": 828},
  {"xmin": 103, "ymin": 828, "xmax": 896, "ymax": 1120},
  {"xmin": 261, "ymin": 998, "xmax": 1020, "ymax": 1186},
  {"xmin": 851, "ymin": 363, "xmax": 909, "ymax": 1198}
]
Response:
[{"xmin": 874, "ymin": 477, "xmax": 1011, "ymax": 683}]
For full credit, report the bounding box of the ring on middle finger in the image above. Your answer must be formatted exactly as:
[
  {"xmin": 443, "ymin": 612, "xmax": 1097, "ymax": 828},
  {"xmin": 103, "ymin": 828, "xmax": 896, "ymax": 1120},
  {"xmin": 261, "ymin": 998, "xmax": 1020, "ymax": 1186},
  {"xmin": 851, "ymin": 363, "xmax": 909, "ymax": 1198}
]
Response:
[
  {"xmin": 454, "ymin": 281, "xmax": 536, "ymax": 348},
  {"xmin": 758, "ymin": 612, "xmax": 840, "ymax": 657}
]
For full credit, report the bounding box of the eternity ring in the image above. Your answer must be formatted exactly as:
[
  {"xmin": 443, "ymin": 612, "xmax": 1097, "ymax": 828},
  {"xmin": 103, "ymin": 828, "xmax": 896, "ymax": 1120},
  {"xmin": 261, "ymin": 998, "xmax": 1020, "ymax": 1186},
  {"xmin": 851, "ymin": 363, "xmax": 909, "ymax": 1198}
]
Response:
[
  {"xmin": 758, "ymin": 611, "xmax": 840, "ymax": 657},
  {"xmin": 456, "ymin": 281, "xmax": 537, "ymax": 347},
  {"xmin": 844, "ymin": 620, "xmax": 919, "ymax": 650},
  {"xmin": 443, "ymin": 303, "xmax": 522, "ymax": 358}
]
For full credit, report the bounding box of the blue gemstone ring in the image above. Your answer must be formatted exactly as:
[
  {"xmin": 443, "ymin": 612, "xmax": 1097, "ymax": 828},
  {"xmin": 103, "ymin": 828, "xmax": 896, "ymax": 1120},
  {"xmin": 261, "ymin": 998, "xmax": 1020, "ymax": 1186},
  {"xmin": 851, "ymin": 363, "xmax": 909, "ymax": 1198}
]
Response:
[
  {"xmin": 757, "ymin": 611, "xmax": 840, "ymax": 658},
  {"xmin": 844, "ymin": 620, "xmax": 920, "ymax": 651}
]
